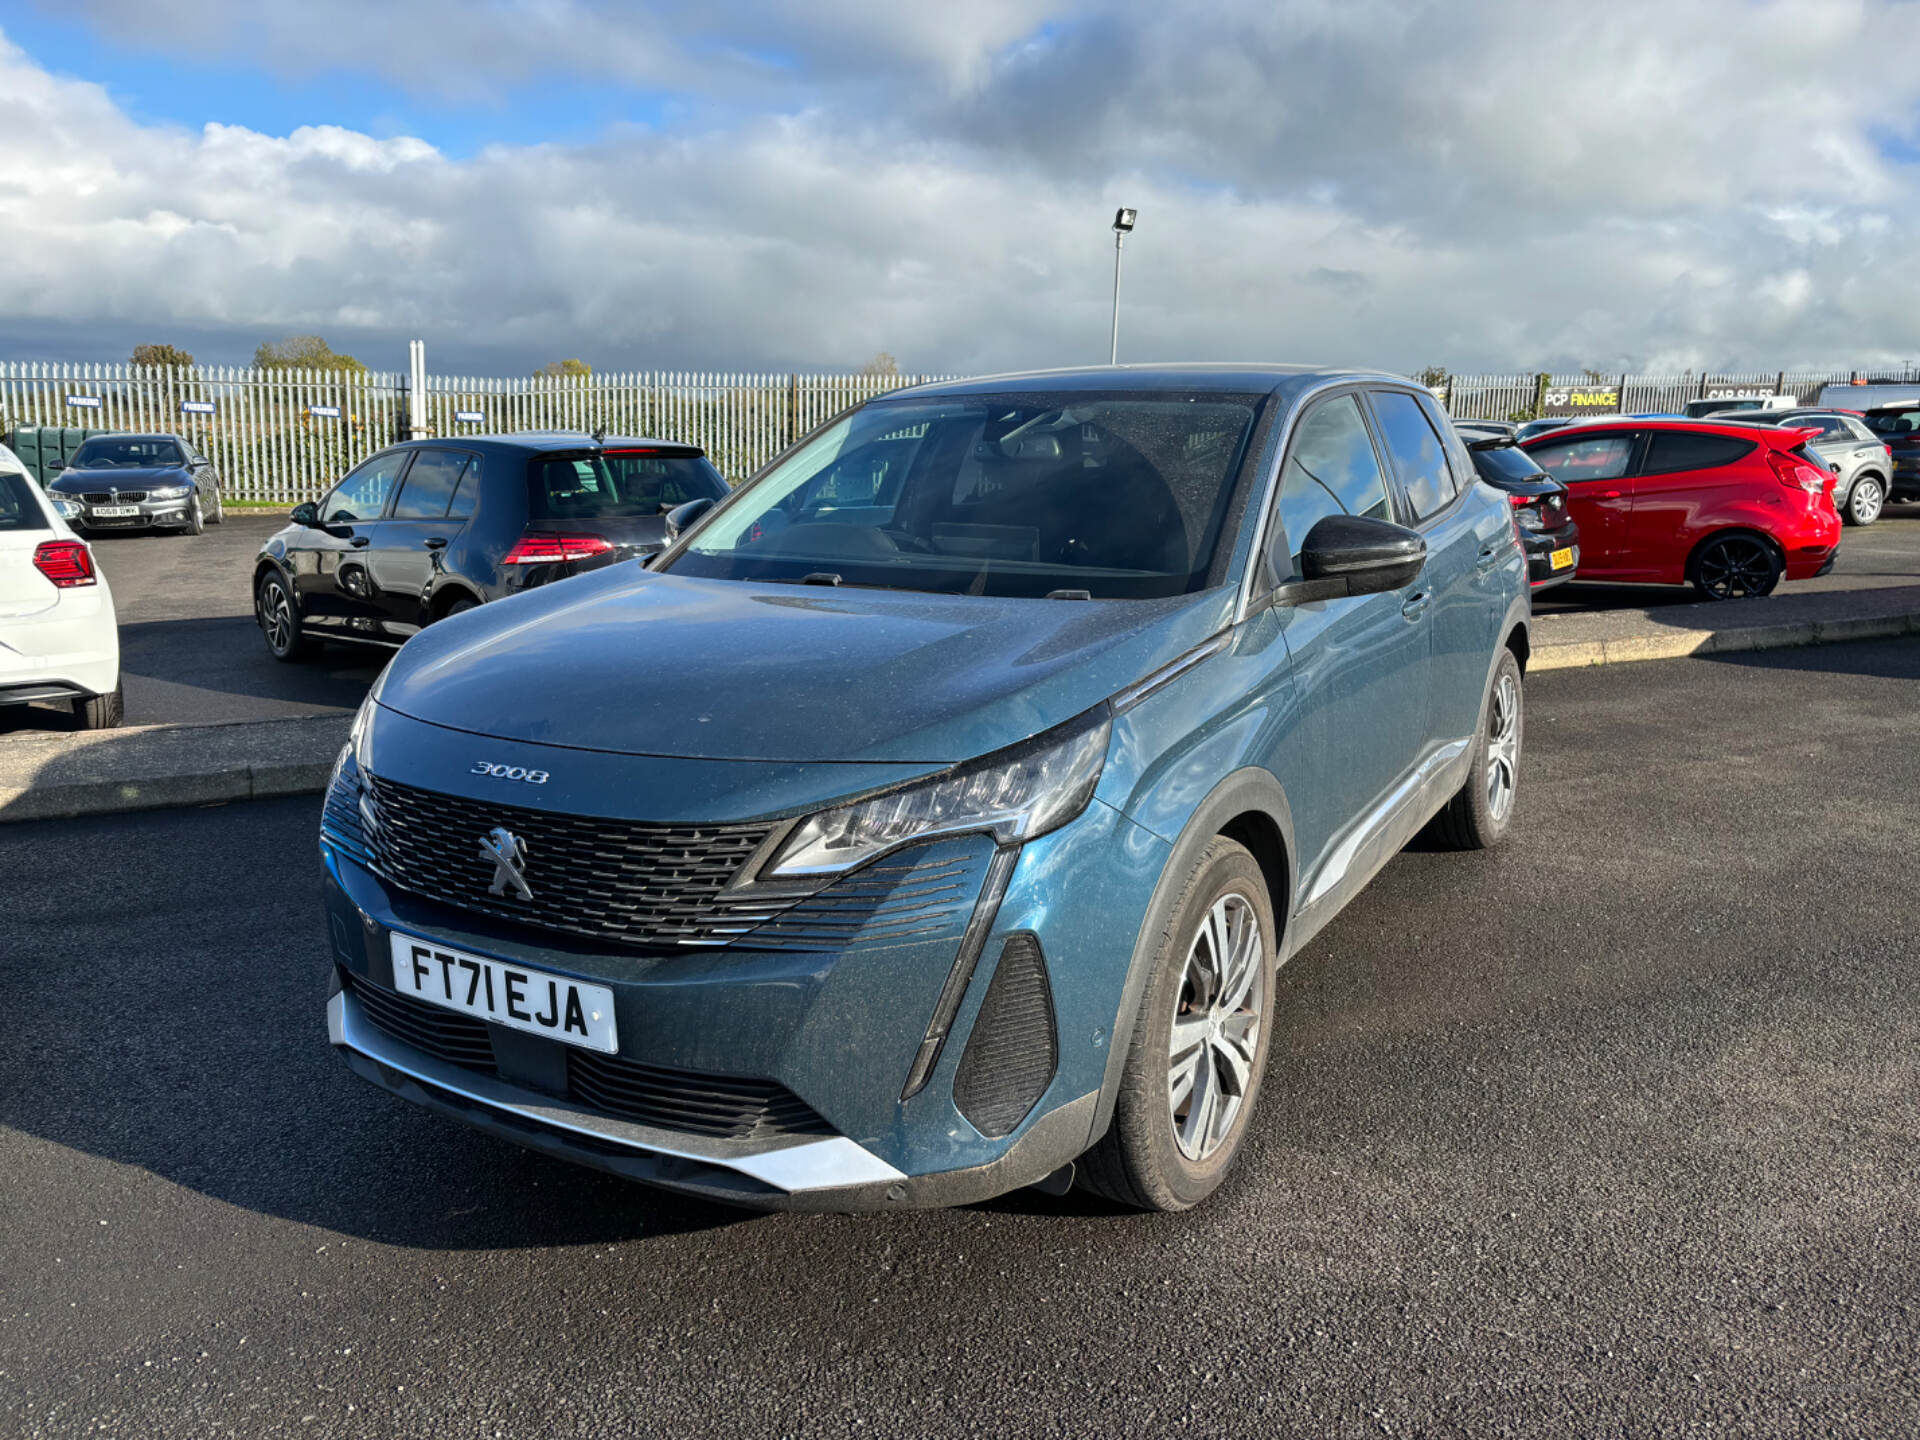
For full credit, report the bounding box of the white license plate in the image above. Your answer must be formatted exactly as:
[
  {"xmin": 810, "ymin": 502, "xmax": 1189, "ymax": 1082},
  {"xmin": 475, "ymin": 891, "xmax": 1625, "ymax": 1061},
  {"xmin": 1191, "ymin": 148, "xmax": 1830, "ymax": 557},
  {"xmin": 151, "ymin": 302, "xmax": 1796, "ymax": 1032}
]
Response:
[
  {"xmin": 387, "ymin": 933, "xmax": 618, "ymax": 1054},
  {"xmin": 91, "ymin": 505, "xmax": 140, "ymax": 518}
]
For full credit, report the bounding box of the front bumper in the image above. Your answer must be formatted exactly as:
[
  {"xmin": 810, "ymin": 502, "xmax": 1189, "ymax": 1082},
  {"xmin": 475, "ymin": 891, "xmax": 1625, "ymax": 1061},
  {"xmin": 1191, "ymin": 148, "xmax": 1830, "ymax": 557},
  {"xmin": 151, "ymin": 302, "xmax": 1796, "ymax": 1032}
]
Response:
[
  {"xmin": 319, "ymin": 746, "xmax": 1169, "ymax": 1210},
  {"xmin": 64, "ymin": 496, "xmax": 194, "ymax": 530}
]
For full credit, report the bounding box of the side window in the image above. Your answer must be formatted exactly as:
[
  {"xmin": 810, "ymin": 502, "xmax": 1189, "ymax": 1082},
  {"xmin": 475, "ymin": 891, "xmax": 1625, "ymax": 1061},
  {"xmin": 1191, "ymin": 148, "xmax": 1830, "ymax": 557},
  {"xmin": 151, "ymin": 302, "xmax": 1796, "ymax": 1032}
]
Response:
[
  {"xmin": 1274, "ymin": 394, "xmax": 1391, "ymax": 572},
  {"xmin": 1371, "ymin": 391, "xmax": 1457, "ymax": 521},
  {"xmin": 319, "ymin": 451, "xmax": 409, "ymax": 524},
  {"xmin": 1414, "ymin": 391, "xmax": 1474, "ymax": 494},
  {"xmin": 1529, "ymin": 434, "xmax": 1635, "ymax": 482},
  {"xmin": 391, "ymin": 448, "xmax": 469, "ymax": 519},
  {"xmin": 1643, "ymin": 433, "xmax": 1755, "ymax": 474},
  {"xmin": 445, "ymin": 456, "xmax": 481, "ymax": 520}
]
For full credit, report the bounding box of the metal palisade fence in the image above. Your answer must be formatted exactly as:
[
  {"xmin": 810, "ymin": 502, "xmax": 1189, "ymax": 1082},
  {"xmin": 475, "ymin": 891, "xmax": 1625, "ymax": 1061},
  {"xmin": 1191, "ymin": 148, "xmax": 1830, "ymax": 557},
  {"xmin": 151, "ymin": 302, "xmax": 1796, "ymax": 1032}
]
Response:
[{"xmin": 5, "ymin": 359, "xmax": 1920, "ymax": 503}]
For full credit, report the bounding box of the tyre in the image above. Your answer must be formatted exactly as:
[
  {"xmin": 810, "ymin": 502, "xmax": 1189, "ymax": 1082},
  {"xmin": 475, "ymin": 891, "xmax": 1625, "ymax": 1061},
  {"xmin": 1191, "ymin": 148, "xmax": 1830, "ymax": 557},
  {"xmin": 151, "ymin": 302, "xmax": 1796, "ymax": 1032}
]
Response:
[
  {"xmin": 208, "ymin": 489, "xmax": 224, "ymax": 525},
  {"xmin": 1845, "ymin": 475, "xmax": 1884, "ymax": 527},
  {"xmin": 444, "ymin": 597, "xmax": 478, "ymax": 618},
  {"xmin": 72, "ymin": 683, "xmax": 123, "ymax": 730},
  {"xmin": 1429, "ymin": 648, "xmax": 1523, "ymax": 851},
  {"xmin": 257, "ymin": 571, "xmax": 316, "ymax": 662},
  {"xmin": 184, "ymin": 494, "xmax": 204, "ymax": 536},
  {"xmin": 1078, "ymin": 836, "xmax": 1277, "ymax": 1212},
  {"xmin": 1690, "ymin": 532, "xmax": 1781, "ymax": 601}
]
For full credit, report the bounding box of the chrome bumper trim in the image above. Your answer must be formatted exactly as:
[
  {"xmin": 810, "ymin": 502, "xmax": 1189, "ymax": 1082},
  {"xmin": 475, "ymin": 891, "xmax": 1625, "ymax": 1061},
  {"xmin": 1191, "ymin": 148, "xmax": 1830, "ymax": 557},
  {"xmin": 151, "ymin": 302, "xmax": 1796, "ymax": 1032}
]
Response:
[{"xmin": 327, "ymin": 990, "xmax": 907, "ymax": 1193}]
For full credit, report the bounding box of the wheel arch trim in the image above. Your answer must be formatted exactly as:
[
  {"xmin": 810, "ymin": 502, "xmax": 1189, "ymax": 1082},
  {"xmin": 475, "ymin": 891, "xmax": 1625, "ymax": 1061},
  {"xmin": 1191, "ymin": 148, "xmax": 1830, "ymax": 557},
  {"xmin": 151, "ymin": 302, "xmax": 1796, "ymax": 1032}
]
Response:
[{"xmin": 1085, "ymin": 766, "xmax": 1296, "ymax": 1147}]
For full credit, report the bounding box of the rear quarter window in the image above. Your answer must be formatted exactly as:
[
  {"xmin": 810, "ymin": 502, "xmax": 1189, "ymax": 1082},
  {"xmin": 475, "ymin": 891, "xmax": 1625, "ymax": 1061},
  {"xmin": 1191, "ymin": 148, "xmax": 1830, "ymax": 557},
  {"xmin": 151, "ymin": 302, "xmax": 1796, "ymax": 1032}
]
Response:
[{"xmin": 1643, "ymin": 433, "xmax": 1756, "ymax": 474}]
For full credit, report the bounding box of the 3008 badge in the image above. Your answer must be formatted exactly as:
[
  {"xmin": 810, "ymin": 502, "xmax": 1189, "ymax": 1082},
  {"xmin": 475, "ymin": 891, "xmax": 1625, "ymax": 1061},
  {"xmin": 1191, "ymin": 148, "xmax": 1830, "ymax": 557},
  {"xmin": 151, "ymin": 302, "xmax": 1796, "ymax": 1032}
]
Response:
[{"xmin": 471, "ymin": 761, "xmax": 551, "ymax": 784}]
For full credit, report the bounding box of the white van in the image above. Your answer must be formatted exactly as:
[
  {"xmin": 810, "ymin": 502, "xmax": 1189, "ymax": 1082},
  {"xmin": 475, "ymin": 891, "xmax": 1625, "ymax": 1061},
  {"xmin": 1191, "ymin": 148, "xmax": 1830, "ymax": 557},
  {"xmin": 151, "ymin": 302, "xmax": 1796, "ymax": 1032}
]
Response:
[{"xmin": 1682, "ymin": 394, "xmax": 1799, "ymax": 418}]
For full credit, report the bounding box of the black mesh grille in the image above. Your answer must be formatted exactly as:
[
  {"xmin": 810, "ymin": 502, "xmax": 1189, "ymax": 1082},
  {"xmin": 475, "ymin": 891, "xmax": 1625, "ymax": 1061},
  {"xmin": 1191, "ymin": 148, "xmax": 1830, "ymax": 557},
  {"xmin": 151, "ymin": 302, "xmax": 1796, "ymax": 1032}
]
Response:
[
  {"xmin": 566, "ymin": 1051, "xmax": 834, "ymax": 1140},
  {"xmin": 953, "ymin": 934, "xmax": 1058, "ymax": 1139},
  {"xmin": 347, "ymin": 975, "xmax": 833, "ymax": 1141},
  {"xmin": 81, "ymin": 491, "xmax": 146, "ymax": 503},
  {"xmin": 349, "ymin": 973, "xmax": 496, "ymax": 1073},
  {"xmin": 363, "ymin": 775, "xmax": 774, "ymax": 948}
]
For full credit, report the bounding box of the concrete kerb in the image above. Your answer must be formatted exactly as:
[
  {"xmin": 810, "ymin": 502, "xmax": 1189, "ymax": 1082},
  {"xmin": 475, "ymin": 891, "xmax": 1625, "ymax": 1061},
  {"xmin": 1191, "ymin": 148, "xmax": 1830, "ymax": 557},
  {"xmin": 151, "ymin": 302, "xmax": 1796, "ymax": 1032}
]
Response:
[
  {"xmin": 0, "ymin": 713, "xmax": 350, "ymax": 824},
  {"xmin": 1530, "ymin": 606, "xmax": 1920, "ymax": 670}
]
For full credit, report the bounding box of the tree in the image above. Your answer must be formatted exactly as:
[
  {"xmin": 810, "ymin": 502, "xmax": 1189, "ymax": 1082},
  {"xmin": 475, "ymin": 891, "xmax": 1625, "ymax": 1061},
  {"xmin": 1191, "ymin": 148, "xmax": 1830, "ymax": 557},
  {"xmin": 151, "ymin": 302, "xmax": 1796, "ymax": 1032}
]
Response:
[
  {"xmin": 131, "ymin": 343, "xmax": 194, "ymax": 369},
  {"xmin": 254, "ymin": 335, "xmax": 367, "ymax": 373},
  {"xmin": 1415, "ymin": 364, "xmax": 1449, "ymax": 390},
  {"xmin": 535, "ymin": 358, "xmax": 592, "ymax": 379},
  {"xmin": 861, "ymin": 351, "xmax": 900, "ymax": 378}
]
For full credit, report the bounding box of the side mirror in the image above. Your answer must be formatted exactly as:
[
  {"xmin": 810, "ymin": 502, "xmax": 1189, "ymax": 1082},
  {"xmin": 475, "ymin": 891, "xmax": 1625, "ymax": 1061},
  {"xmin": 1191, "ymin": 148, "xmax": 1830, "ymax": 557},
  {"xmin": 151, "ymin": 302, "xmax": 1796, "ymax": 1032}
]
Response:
[
  {"xmin": 1263, "ymin": 514, "xmax": 1426, "ymax": 609},
  {"xmin": 290, "ymin": 501, "xmax": 319, "ymax": 525},
  {"xmin": 663, "ymin": 497, "xmax": 714, "ymax": 542}
]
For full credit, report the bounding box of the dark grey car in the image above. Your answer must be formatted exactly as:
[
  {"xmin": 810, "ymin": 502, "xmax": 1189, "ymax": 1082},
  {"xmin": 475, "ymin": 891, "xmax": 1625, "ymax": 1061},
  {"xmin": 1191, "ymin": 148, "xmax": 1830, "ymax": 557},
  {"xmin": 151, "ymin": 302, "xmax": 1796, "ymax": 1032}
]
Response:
[{"xmin": 48, "ymin": 434, "xmax": 225, "ymax": 536}]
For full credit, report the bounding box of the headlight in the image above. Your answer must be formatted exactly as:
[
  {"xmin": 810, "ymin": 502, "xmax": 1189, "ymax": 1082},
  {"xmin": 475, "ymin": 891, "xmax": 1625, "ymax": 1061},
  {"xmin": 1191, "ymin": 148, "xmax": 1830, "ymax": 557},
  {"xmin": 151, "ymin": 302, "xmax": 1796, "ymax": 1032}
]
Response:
[
  {"xmin": 763, "ymin": 708, "xmax": 1112, "ymax": 878},
  {"xmin": 50, "ymin": 494, "xmax": 83, "ymax": 518},
  {"xmin": 148, "ymin": 485, "xmax": 190, "ymax": 500}
]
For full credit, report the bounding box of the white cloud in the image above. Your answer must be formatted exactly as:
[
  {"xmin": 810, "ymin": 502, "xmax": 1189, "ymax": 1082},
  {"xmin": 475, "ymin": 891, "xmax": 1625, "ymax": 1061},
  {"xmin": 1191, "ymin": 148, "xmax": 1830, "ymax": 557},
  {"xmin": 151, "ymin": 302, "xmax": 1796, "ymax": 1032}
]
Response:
[{"xmin": 4, "ymin": 2, "xmax": 1920, "ymax": 375}]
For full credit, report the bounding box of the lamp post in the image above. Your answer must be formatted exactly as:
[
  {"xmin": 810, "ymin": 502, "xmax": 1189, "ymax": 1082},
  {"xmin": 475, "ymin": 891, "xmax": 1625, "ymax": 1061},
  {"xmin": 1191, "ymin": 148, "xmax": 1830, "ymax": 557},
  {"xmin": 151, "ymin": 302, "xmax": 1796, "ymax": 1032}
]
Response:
[{"xmin": 1109, "ymin": 207, "xmax": 1137, "ymax": 366}]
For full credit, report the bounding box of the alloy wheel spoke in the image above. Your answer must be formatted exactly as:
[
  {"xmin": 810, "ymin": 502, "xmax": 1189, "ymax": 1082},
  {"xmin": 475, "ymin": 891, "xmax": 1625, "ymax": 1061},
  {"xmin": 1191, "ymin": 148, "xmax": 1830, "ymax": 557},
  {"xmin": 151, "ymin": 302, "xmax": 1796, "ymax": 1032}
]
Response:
[
  {"xmin": 1179, "ymin": 1053, "xmax": 1217, "ymax": 1154},
  {"xmin": 1168, "ymin": 1044, "xmax": 1202, "ymax": 1111},
  {"xmin": 1169, "ymin": 1014, "xmax": 1211, "ymax": 1063},
  {"xmin": 1212, "ymin": 1033, "xmax": 1254, "ymax": 1098}
]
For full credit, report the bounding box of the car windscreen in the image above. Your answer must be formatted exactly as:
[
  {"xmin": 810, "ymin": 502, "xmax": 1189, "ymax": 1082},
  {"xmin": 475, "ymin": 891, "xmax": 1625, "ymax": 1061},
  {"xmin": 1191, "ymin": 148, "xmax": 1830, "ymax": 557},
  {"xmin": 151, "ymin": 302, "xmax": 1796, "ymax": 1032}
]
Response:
[
  {"xmin": 528, "ymin": 451, "xmax": 727, "ymax": 520},
  {"xmin": 69, "ymin": 437, "xmax": 184, "ymax": 468},
  {"xmin": 659, "ymin": 392, "xmax": 1264, "ymax": 599},
  {"xmin": 0, "ymin": 471, "xmax": 50, "ymax": 531},
  {"xmin": 1469, "ymin": 442, "xmax": 1549, "ymax": 484},
  {"xmin": 1863, "ymin": 408, "xmax": 1920, "ymax": 438}
]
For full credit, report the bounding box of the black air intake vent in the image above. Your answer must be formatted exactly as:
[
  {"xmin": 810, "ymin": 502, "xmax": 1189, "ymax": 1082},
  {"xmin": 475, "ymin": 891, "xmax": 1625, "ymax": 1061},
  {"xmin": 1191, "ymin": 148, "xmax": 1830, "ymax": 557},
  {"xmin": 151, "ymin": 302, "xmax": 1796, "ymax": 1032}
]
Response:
[
  {"xmin": 953, "ymin": 933, "xmax": 1058, "ymax": 1138},
  {"xmin": 349, "ymin": 973, "xmax": 496, "ymax": 1074}
]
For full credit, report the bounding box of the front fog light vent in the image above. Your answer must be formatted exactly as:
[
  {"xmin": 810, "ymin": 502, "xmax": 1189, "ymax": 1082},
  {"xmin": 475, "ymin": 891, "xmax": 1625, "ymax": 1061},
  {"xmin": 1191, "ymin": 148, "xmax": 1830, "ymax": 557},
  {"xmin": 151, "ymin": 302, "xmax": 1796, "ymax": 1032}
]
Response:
[{"xmin": 953, "ymin": 933, "xmax": 1058, "ymax": 1139}]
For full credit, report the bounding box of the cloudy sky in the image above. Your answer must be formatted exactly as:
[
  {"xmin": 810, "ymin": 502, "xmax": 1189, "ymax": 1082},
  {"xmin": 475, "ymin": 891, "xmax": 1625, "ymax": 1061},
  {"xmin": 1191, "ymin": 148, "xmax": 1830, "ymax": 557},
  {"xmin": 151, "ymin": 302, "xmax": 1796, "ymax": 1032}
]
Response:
[{"xmin": 2, "ymin": 0, "xmax": 1918, "ymax": 379}]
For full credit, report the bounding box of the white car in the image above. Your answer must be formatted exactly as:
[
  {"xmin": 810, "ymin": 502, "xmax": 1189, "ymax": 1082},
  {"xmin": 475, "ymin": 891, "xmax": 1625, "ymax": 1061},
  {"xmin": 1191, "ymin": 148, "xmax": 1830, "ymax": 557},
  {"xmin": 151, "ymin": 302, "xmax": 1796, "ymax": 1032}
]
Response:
[{"xmin": 0, "ymin": 443, "xmax": 122, "ymax": 728}]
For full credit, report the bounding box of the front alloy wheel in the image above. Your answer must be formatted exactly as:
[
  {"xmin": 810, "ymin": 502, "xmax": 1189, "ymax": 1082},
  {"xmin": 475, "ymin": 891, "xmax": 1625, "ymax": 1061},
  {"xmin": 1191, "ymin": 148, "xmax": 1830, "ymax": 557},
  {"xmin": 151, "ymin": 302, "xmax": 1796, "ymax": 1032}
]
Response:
[
  {"xmin": 1079, "ymin": 836, "xmax": 1277, "ymax": 1211},
  {"xmin": 1692, "ymin": 534, "xmax": 1781, "ymax": 601},
  {"xmin": 1168, "ymin": 893, "xmax": 1265, "ymax": 1163},
  {"xmin": 258, "ymin": 573, "xmax": 314, "ymax": 662}
]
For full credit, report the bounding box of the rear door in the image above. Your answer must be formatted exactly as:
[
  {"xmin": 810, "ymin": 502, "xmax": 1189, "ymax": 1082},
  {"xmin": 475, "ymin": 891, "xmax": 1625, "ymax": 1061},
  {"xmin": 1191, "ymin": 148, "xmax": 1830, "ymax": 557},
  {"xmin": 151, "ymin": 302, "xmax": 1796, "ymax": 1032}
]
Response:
[
  {"xmin": 366, "ymin": 447, "xmax": 474, "ymax": 635},
  {"xmin": 1526, "ymin": 430, "xmax": 1640, "ymax": 574},
  {"xmin": 1626, "ymin": 430, "xmax": 1759, "ymax": 569},
  {"xmin": 292, "ymin": 449, "xmax": 412, "ymax": 632},
  {"xmin": 1367, "ymin": 387, "xmax": 1491, "ymax": 748}
]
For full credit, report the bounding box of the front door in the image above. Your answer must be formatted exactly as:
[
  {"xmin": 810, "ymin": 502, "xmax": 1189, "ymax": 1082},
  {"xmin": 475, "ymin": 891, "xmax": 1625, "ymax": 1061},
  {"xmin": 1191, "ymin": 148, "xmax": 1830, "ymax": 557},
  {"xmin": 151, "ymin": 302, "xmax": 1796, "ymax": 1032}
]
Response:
[
  {"xmin": 1627, "ymin": 429, "xmax": 1764, "ymax": 573},
  {"xmin": 1256, "ymin": 390, "xmax": 1431, "ymax": 896},
  {"xmin": 366, "ymin": 448, "xmax": 473, "ymax": 635},
  {"xmin": 293, "ymin": 449, "xmax": 411, "ymax": 633},
  {"xmin": 1526, "ymin": 429, "xmax": 1640, "ymax": 575}
]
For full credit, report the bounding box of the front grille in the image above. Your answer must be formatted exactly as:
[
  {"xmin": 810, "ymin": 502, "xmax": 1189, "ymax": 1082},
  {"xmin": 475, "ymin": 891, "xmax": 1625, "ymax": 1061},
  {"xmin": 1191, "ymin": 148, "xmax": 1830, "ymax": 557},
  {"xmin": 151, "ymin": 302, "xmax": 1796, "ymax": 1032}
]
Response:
[
  {"xmin": 349, "ymin": 973, "xmax": 496, "ymax": 1073},
  {"xmin": 346, "ymin": 976, "xmax": 831, "ymax": 1141},
  {"xmin": 364, "ymin": 775, "xmax": 773, "ymax": 948},
  {"xmin": 953, "ymin": 934, "xmax": 1058, "ymax": 1139},
  {"xmin": 80, "ymin": 491, "xmax": 145, "ymax": 503},
  {"xmin": 567, "ymin": 1051, "xmax": 834, "ymax": 1140},
  {"xmin": 321, "ymin": 766, "xmax": 376, "ymax": 867}
]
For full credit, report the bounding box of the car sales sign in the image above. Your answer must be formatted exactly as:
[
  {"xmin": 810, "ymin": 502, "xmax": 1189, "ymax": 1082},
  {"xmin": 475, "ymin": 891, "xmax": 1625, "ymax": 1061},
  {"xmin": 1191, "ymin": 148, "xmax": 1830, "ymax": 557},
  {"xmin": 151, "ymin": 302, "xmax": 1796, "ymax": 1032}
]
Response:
[{"xmin": 1541, "ymin": 384, "xmax": 1621, "ymax": 416}]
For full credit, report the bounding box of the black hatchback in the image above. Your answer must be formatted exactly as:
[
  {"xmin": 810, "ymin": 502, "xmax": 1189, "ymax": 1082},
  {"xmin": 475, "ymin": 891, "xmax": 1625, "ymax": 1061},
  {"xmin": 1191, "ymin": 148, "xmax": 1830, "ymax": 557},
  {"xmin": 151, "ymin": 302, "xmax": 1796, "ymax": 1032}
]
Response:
[
  {"xmin": 252, "ymin": 433, "xmax": 727, "ymax": 661},
  {"xmin": 1461, "ymin": 433, "xmax": 1581, "ymax": 590}
]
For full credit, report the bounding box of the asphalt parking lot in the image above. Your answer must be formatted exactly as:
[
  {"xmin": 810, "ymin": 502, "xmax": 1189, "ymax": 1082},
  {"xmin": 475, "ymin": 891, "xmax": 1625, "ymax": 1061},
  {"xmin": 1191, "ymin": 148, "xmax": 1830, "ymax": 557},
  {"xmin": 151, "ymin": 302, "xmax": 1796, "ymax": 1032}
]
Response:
[
  {"xmin": 1, "ymin": 505, "xmax": 1918, "ymax": 734},
  {"xmin": 4, "ymin": 637, "xmax": 1916, "ymax": 1438}
]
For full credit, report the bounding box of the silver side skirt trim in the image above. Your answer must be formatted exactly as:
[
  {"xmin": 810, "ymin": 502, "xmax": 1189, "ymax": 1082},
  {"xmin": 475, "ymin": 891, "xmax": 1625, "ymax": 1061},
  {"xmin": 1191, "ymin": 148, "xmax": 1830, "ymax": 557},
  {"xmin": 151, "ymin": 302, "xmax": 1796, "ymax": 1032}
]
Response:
[{"xmin": 328, "ymin": 991, "xmax": 907, "ymax": 1193}]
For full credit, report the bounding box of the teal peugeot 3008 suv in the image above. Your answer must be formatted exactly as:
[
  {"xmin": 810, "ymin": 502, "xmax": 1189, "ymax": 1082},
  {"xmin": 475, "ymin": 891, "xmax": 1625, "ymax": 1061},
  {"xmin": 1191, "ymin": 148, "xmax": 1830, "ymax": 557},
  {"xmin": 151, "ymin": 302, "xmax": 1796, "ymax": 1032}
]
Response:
[{"xmin": 321, "ymin": 366, "xmax": 1531, "ymax": 1213}]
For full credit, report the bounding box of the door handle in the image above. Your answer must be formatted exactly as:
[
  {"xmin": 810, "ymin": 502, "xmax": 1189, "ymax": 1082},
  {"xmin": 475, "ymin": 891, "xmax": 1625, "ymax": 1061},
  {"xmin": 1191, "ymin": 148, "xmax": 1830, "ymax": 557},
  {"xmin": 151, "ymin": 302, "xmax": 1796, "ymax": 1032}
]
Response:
[
  {"xmin": 424, "ymin": 537, "xmax": 448, "ymax": 550},
  {"xmin": 349, "ymin": 535, "xmax": 370, "ymax": 548},
  {"xmin": 1476, "ymin": 546, "xmax": 1499, "ymax": 572},
  {"xmin": 1598, "ymin": 489, "xmax": 1622, "ymax": 500},
  {"xmin": 1401, "ymin": 590, "xmax": 1430, "ymax": 621}
]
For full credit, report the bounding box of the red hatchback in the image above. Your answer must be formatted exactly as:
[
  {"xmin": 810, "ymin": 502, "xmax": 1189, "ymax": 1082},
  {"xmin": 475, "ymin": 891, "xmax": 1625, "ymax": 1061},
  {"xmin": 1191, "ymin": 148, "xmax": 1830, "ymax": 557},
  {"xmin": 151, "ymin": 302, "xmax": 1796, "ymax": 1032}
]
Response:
[{"xmin": 1519, "ymin": 420, "xmax": 1840, "ymax": 600}]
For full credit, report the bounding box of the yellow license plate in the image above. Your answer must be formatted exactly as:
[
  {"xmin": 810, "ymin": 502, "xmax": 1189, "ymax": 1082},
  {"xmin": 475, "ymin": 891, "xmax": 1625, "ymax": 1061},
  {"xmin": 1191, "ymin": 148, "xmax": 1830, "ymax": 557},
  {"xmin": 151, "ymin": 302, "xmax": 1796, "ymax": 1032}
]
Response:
[{"xmin": 1549, "ymin": 546, "xmax": 1575, "ymax": 571}]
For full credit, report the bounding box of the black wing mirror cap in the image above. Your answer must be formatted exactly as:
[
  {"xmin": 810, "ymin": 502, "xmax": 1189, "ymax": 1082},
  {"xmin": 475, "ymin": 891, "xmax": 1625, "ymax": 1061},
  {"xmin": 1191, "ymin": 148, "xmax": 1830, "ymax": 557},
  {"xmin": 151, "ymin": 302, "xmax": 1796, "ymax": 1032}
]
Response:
[
  {"xmin": 662, "ymin": 496, "xmax": 715, "ymax": 542},
  {"xmin": 289, "ymin": 501, "xmax": 319, "ymax": 525},
  {"xmin": 1299, "ymin": 514, "xmax": 1426, "ymax": 596}
]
